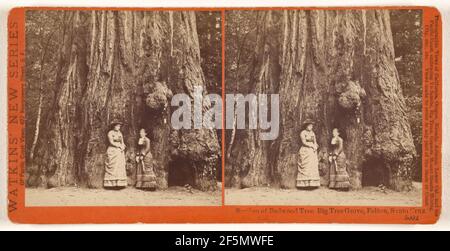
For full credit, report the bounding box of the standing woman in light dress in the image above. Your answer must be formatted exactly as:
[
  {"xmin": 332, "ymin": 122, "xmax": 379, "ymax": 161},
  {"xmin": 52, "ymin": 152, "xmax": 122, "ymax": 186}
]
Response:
[
  {"xmin": 104, "ymin": 121, "xmax": 127, "ymax": 190},
  {"xmin": 296, "ymin": 119, "xmax": 320, "ymax": 190}
]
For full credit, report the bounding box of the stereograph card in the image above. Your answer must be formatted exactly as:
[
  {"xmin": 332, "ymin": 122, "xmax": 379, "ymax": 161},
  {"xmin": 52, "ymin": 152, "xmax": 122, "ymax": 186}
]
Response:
[{"xmin": 7, "ymin": 6, "xmax": 442, "ymax": 224}]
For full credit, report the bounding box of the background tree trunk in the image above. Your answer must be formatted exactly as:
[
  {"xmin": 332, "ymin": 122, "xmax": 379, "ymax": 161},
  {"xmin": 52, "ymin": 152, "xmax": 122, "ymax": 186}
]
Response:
[
  {"xmin": 29, "ymin": 29, "xmax": 55, "ymax": 161},
  {"xmin": 28, "ymin": 11, "xmax": 220, "ymax": 191},
  {"xmin": 226, "ymin": 10, "xmax": 416, "ymax": 191}
]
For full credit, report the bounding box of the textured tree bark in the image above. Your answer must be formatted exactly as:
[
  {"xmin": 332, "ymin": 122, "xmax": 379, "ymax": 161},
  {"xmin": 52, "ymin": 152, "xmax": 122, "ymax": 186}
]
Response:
[
  {"xmin": 28, "ymin": 11, "xmax": 220, "ymax": 191},
  {"xmin": 226, "ymin": 10, "xmax": 416, "ymax": 191}
]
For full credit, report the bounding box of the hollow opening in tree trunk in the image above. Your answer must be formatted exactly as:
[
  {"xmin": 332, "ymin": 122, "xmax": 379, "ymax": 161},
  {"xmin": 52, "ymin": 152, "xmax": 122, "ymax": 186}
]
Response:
[
  {"xmin": 362, "ymin": 157, "xmax": 389, "ymax": 187},
  {"xmin": 168, "ymin": 157, "xmax": 196, "ymax": 187}
]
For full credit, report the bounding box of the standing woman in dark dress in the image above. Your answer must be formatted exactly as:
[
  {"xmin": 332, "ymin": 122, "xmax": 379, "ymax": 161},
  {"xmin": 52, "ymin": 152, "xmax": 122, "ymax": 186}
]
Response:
[
  {"xmin": 135, "ymin": 128, "xmax": 157, "ymax": 190},
  {"xmin": 328, "ymin": 128, "xmax": 351, "ymax": 191}
]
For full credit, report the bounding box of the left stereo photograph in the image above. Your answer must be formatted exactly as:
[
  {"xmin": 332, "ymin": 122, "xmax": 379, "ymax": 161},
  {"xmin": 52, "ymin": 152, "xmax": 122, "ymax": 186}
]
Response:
[{"xmin": 22, "ymin": 9, "xmax": 223, "ymax": 207}]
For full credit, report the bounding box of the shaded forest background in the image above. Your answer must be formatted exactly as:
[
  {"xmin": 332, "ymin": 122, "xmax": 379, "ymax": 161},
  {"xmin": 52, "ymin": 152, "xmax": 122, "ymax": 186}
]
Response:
[{"xmin": 225, "ymin": 10, "xmax": 423, "ymax": 182}]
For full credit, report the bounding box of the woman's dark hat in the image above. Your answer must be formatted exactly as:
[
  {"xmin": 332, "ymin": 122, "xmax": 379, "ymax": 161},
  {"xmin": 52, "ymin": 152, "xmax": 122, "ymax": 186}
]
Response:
[
  {"xmin": 109, "ymin": 120, "xmax": 124, "ymax": 127},
  {"xmin": 302, "ymin": 119, "xmax": 315, "ymax": 126}
]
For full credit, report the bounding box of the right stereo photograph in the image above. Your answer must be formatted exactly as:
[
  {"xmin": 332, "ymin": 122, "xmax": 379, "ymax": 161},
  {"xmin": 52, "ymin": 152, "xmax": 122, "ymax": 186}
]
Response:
[{"xmin": 224, "ymin": 9, "xmax": 424, "ymax": 207}]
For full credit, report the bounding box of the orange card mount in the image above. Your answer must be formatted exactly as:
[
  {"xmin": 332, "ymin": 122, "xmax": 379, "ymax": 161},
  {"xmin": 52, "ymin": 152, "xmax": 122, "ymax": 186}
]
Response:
[{"xmin": 8, "ymin": 6, "xmax": 441, "ymax": 224}]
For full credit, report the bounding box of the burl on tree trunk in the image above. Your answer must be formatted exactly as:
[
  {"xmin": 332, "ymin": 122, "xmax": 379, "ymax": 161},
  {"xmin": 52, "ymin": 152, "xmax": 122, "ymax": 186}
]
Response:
[
  {"xmin": 27, "ymin": 11, "xmax": 220, "ymax": 191},
  {"xmin": 226, "ymin": 10, "xmax": 416, "ymax": 191}
]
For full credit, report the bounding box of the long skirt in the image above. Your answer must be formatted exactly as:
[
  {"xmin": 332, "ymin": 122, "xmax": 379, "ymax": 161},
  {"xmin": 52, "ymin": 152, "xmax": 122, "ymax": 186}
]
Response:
[
  {"xmin": 296, "ymin": 146, "xmax": 320, "ymax": 188},
  {"xmin": 329, "ymin": 153, "xmax": 351, "ymax": 189},
  {"xmin": 135, "ymin": 153, "xmax": 157, "ymax": 190},
  {"xmin": 104, "ymin": 146, "xmax": 127, "ymax": 188}
]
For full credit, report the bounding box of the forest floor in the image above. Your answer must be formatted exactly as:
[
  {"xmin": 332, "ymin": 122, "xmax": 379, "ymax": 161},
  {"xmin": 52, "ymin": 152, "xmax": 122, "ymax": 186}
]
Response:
[
  {"xmin": 26, "ymin": 182, "xmax": 422, "ymax": 207},
  {"xmin": 225, "ymin": 182, "xmax": 422, "ymax": 206},
  {"xmin": 26, "ymin": 186, "xmax": 222, "ymax": 206}
]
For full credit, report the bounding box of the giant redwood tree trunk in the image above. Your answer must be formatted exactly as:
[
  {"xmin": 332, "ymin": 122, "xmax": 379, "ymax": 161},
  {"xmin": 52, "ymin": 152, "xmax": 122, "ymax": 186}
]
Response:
[
  {"xmin": 226, "ymin": 10, "xmax": 416, "ymax": 191},
  {"xmin": 28, "ymin": 10, "xmax": 220, "ymax": 191}
]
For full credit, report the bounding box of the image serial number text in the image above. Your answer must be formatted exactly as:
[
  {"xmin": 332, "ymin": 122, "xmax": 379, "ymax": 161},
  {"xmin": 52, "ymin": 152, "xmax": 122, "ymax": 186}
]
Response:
[{"xmin": 175, "ymin": 235, "xmax": 275, "ymax": 248}]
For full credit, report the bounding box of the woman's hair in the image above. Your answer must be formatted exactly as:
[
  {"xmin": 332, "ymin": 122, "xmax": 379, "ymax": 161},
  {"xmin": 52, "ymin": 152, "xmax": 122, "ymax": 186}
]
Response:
[
  {"xmin": 332, "ymin": 127, "xmax": 346, "ymax": 140},
  {"xmin": 110, "ymin": 123, "xmax": 121, "ymax": 131},
  {"xmin": 302, "ymin": 123, "xmax": 314, "ymax": 131}
]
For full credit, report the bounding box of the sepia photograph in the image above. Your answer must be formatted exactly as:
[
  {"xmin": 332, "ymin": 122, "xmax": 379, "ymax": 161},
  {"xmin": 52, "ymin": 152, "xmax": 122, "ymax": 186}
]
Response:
[
  {"xmin": 224, "ymin": 9, "xmax": 423, "ymax": 206},
  {"xmin": 24, "ymin": 10, "xmax": 223, "ymax": 206},
  {"xmin": 5, "ymin": 3, "xmax": 443, "ymax": 226}
]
